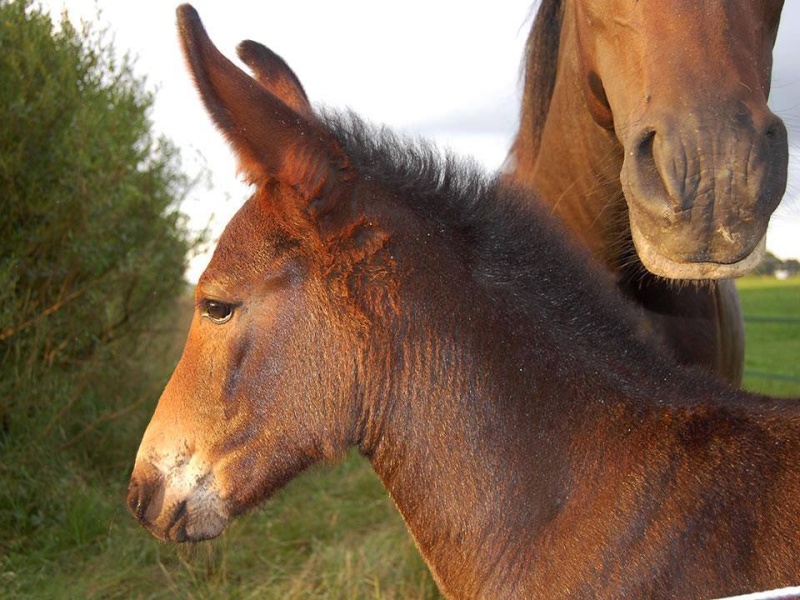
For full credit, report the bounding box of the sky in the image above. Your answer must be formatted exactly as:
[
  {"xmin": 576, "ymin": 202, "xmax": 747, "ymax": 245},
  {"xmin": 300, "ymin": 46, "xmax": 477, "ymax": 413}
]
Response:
[{"xmin": 37, "ymin": 1, "xmax": 800, "ymax": 281}]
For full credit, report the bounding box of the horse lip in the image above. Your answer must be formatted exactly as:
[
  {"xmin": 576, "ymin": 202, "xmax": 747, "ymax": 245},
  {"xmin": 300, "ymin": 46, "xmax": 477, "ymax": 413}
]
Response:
[
  {"xmin": 128, "ymin": 461, "xmax": 229, "ymax": 542},
  {"xmin": 631, "ymin": 227, "xmax": 766, "ymax": 280},
  {"xmin": 165, "ymin": 500, "xmax": 189, "ymax": 542},
  {"xmin": 138, "ymin": 492, "xmax": 228, "ymax": 542}
]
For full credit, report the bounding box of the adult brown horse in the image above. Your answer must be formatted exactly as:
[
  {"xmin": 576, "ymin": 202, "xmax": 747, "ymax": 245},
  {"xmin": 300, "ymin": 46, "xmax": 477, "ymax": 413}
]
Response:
[
  {"xmin": 128, "ymin": 6, "xmax": 800, "ymax": 598},
  {"xmin": 505, "ymin": 0, "xmax": 789, "ymax": 385}
]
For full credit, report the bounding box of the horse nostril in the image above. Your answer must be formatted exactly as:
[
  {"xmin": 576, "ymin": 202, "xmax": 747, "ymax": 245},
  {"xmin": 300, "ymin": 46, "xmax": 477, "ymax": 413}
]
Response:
[
  {"xmin": 127, "ymin": 480, "xmax": 145, "ymax": 521},
  {"xmin": 127, "ymin": 470, "xmax": 165, "ymax": 524},
  {"xmin": 624, "ymin": 128, "xmax": 678, "ymax": 215},
  {"xmin": 759, "ymin": 113, "xmax": 787, "ymax": 145},
  {"xmin": 635, "ymin": 129, "xmax": 656, "ymax": 161},
  {"xmin": 765, "ymin": 121, "xmax": 786, "ymax": 144}
]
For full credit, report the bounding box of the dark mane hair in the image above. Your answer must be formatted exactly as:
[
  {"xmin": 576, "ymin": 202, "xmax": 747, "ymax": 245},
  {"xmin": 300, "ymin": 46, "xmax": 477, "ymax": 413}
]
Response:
[
  {"xmin": 321, "ymin": 109, "xmax": 488, "ymax": 209},
  {"xmin": 320, "ymin": 109, "xmax": 675, "ymax": 384},
  {"xmin": 510, "ymin": 0, "xmax": 565, "ymax": 165}
]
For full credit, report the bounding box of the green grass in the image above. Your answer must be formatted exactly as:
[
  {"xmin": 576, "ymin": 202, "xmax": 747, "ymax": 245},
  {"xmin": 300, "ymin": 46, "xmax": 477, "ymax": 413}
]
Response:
[
  {"xmin": 736, "ymin": 276, "xmax": 800, "ymax": 397},
  {"xmin": 5, "ymin": 453, "xmax": 437, "ymax": 599},
  {"xmin": 2, "ymin": 278, "xmax": 798, "ymax": 599}
]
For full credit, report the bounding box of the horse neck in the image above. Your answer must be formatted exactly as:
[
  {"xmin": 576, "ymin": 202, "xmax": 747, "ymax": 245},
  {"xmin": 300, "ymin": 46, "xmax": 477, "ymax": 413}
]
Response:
[
  {"xmin": 357, "ymin": 286, "xmax": 800, "ymax": 594},
  {"xmin": 356, "ymin": 277, "xmax": 583, "ymax": 597},
  {"xmin": 508, "ymin": 2, "xmax": 629, "ymax": 274}
]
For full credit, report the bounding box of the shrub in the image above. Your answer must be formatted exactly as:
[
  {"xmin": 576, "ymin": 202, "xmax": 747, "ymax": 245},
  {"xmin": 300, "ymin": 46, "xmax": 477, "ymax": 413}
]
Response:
[{"xmin": 0, "ymin": 0, "xmax": 199, "ymax": 556}]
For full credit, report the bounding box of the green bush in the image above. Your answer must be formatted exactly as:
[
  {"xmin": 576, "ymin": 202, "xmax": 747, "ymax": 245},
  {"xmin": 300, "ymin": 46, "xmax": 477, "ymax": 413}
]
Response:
[{"xmin": 0, "ymin": 0, "xmax": 198, "ymax": 560}]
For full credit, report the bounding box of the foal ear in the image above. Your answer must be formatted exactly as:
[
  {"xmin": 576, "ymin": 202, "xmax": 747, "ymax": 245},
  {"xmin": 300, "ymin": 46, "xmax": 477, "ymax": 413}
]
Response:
[
  {"xmin": 176, "ymin": 5, "xmax": 348, "ymax": 193},
  {"xmin": 236, "ymin": 40, "xmax": 314, "ymax": 120}
]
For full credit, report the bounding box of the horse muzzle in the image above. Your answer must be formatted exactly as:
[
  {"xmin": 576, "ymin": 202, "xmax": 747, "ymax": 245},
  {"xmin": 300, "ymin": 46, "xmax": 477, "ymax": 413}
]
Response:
[
  {"xmin": 619, "ymin": 109, "xmax": 788, "ymax": 280},
  {"xmin": 127, "ymin": 458, "xmax": 228, "ymax": 542}
]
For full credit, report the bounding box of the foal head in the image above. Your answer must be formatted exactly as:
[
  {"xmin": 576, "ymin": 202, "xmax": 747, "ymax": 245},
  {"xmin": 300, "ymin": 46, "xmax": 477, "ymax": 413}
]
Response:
[{"xmin": 127, "ymin": 6, "xmax": 385, "ymax": 541}]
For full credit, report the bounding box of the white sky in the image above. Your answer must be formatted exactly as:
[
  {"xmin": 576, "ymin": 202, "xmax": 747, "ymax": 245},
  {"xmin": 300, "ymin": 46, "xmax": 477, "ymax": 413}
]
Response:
[{"xmin": 37, "ymin": 1, "xmax": 800, "ymax": 281}]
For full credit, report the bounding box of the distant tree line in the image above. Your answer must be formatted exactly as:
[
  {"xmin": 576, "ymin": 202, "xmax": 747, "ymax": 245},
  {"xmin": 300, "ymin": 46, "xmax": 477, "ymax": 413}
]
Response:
[{"xmin": 752, "ymin": 251, "xmax": 800, "ymax": 277}]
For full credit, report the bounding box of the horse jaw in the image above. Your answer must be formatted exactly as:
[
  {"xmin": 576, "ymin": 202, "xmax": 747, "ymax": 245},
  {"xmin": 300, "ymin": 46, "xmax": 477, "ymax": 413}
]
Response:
[{"xmin": 631, "ymin": 227, "xmax": 767, "ymax": 280}]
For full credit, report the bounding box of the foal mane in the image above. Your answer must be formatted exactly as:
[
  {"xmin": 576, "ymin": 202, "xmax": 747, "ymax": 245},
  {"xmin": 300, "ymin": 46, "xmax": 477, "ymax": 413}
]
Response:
[
  {"xmin": 318, "ymin": 109, "xmax": 667, "ymax": 380},
  {"xmin": 510, "ymin": 0, "xmax": 565, "ymax": 166},
  {"xmin": 321, "ymin": 110, "xmax": 489, "ymax": 218},
  {"xmin": 321, "ymin": 109, "xmax": 536, "ymax": 290}
]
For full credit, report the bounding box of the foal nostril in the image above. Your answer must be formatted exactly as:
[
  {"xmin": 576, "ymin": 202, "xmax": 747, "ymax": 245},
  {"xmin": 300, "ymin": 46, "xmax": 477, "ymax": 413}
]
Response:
[
  {"xmin": 127, "ymin": 470, "xmax": 165, "ymax": 525},
  {"xmin": 127, "ymin": 482, "xmax": 142, "ymax": 521}
]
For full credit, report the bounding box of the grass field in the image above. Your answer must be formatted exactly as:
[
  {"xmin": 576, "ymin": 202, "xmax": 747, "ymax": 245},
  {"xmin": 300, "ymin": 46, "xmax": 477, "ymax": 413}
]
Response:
[
  {"xmin": 737, "ymin": 276, "xmax": 800, "ymax": 397},
  {"xmin": 2, "ymin": 278, "xmax": 798, "ymax": 599}
]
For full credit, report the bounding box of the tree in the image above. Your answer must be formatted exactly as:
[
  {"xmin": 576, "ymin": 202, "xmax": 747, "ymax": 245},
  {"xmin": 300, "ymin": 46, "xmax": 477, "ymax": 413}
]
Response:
[
  {"xmin": 0, "ymin": 0, "xmax": 200, "ymax": 550},
  {"xmin": 751, "ymin": 251, "xmax": 784, "ymax": 276},
  {"xmin": 751, "ymin": 251, "xmax": 799, "ymax": 277}
]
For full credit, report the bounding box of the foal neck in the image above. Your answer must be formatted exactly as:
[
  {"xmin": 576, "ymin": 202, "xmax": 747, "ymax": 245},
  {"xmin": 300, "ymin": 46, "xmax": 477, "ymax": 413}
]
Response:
[{"xmin": 358, "ymin": 290, "xmax": 584, "ymax": 597}]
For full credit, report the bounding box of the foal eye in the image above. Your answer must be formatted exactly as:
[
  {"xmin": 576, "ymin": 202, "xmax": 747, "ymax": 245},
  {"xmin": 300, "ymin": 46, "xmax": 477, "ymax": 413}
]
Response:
[{"xmin": 202, "ymin": 300, "xmax": 234, "ymax": 324}]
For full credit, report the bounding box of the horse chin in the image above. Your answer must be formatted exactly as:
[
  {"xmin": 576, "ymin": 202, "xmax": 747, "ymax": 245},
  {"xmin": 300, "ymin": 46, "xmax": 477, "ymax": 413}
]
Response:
[
  {"xmin": 631, "ymin": 228, "xmax": 767, "ymax": 281},
  {"xmin": 145, "ymin": 495, "xmax": 229, "ymax": 543},
  {"xmin": 128, "ymin": 464, "xmax": 230, "ymax": 543}
]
